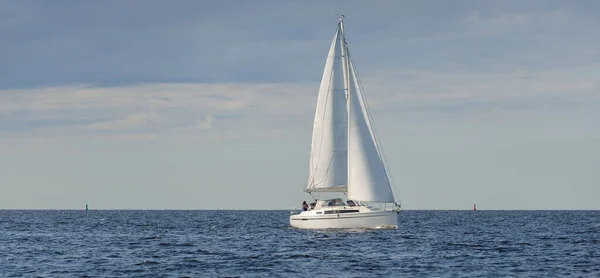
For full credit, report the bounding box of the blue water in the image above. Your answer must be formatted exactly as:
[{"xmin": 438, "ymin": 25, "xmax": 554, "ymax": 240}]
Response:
[{"xmin": 1, "ymin": 210, "xmax": 599, "ymax": 277}]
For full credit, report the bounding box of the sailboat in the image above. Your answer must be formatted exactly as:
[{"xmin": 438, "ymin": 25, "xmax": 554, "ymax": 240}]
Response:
[{"xmin": 290, "ymin": 17, "xmax": 400, "ymax": 229}]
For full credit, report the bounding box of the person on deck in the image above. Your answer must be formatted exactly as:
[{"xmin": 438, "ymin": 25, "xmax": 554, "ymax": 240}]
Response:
[{"xmin": 302, "ymin": 201, "xmax": 309, "ymax": 211}]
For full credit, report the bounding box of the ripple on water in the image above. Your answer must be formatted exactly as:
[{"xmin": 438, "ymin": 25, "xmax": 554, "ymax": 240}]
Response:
[{"xmin": 0, "ymin": 210, "xmax": 599, "ymax": 277}]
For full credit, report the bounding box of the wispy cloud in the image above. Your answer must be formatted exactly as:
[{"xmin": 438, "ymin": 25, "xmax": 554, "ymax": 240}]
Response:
[
  {"xmin": 463, "ymin": 10, "xmax": 570, "ymax": 33},
  {"xmin": 2, "ymin": 60, "xmax": 598, "ymax": 142},
  {"xmin": 0, "ymin": 83, "xmax": 318, "ymax": 141},
  {"xmin": 3, "ymin": 1, "xmax": 597, "ymax": 89},
  {"xmin": 367, "ymin": 66, "xmax": 600, "ymax": 104},
  {"xmin": 86, "ymin": 112, "xmax": 160, "ymax": 131}
]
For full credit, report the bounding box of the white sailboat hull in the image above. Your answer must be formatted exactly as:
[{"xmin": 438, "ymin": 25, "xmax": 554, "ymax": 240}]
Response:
[{"xmin": 289, "ymin": 208, "xmax": 397, "ymax": 229}]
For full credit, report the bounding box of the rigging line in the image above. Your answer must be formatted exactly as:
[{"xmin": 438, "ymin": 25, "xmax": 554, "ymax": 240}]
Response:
[{"xmin": 347, "ymin": 49, "xmax": 401, "ymax": 205}]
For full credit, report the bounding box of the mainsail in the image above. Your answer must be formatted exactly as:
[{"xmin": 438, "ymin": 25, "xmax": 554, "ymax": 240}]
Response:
[{"xmin": 305, "ymin": 22, "xmax": 348, "ymax": 192}]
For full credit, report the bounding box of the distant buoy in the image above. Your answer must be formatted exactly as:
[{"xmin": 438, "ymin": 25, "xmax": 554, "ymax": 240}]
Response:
[
  {"xmin": 473, "ymin": 204, "xmax": 476, "ymax": 211},
  {"xmin": 85, "ymin": 204, "xmax": 89, "ymax": 211}
]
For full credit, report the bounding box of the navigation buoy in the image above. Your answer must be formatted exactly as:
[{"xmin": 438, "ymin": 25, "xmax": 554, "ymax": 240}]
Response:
[
  {"xmin": 473, "ymin": 204, "xmax": 476, "ymax": 211},
  {"xmin": 85, "ymin": 204, "xmax": 89, "ymax": 211}
]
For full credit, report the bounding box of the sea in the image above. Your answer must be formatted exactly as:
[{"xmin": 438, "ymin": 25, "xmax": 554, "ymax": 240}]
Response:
[{"xmin": 1, "ymin": 210, "xmax": 598, "ymax": 277}]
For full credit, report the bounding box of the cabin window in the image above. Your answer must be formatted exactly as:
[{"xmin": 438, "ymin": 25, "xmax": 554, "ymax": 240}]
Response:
[
  {"xmin": 324, "ymin": 210, "xmax": 359, "ymax": 214},
  {"xmin": 346, "ymin": 200, "xmax": 356, "ymax": 207},
  {"xmin": 324, "ymin": 198, "xmax": 346, "ymax": 206}
]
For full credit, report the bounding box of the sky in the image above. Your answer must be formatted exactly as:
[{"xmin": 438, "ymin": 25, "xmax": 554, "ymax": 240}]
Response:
[{"xmin": 1, "ymin": 0, "xmax": 599, "ymax": 209}]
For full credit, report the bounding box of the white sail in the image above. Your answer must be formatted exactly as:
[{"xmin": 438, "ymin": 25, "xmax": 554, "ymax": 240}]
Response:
[
  {"xmin": 290, "ymin": 18, "xmax": 399, "ymax": 230},
  {"xmin": 305, "ymin": 23, "xmax": 348, "ymax": 192},
  {"xmin": 347, "ymin": 54, "xmax": 395, "ymax": 203}
]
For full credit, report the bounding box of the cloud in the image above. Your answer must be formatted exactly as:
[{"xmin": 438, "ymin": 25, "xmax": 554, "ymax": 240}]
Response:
[
  {"xmin": 176, "ymin": 115, "xmax": 213, "ymax": 131},
  {"xmin": 368, "ymin": 66, "xmax": 600, "ymax": 103},
  {"xmin": 86, "ymin": 112, "xmax": 159, "ymax": 131},
  {"xmin": 2, "ymin": 60, "xmax": 598, "ymax": 144},
  {"xmin": 0, "ymin": 83, "xmax": 317, "ymax": 142},
  {"xmin": 3, "ymin": 2, "xmax": 597, "ymax": 89},
  {"xmin": 1, "ymin": 2, "xmax": 599, "ymax": 142}
]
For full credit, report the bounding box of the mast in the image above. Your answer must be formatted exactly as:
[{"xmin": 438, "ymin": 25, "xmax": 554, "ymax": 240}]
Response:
[{"xmin": 339, "ymin": 15, "xmax": 352, "ymax": 195}]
